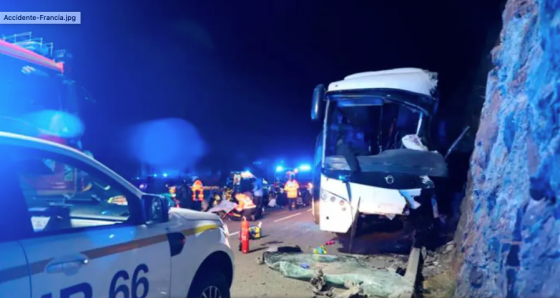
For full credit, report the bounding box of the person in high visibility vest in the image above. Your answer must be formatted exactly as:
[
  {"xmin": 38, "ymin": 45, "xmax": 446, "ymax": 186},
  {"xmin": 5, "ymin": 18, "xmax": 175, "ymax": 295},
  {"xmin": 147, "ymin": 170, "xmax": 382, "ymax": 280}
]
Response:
[
  {"xmin": 191, "ymin": 177, "xmax": 204, "ymax": 211},
  {"xmin": 233, "ymin": 190, "xmax": 257, "ymax": 220},
  {"xmin": 191, "ymin": 178, "xmax": 204, "ymax": 201},
  {"xmin": 284, "ymin": 176, "xmax": 300, "ymax": 211}
]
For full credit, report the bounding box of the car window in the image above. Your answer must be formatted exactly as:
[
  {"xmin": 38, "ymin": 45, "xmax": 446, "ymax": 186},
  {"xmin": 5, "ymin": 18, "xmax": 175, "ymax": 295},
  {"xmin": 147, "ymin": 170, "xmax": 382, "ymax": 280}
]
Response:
[{"xmin": 12, "ymin": 152, "xmax": 132, "ymax": 233}]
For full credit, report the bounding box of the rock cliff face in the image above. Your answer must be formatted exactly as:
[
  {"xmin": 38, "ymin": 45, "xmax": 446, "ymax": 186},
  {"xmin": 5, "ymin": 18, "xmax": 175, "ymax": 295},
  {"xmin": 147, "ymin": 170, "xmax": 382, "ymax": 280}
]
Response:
[{"xmin": 455, "ymin": 0, "xmax": 560, "ymax": 297}]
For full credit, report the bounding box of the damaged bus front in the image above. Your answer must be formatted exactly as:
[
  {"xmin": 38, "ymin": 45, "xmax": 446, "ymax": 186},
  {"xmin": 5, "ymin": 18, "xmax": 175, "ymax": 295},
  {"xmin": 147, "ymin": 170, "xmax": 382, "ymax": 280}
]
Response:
[{"xmin": 310, "ymin": 68, "xmax": 448, "ymax": 235}]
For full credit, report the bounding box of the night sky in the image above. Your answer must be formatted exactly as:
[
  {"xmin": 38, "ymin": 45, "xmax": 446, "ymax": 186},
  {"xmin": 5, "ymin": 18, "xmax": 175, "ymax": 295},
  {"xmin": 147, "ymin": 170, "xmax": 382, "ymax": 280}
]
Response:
[{"xmin": 2, "ymin": 0, "xmax": 504, "ymax": 175}]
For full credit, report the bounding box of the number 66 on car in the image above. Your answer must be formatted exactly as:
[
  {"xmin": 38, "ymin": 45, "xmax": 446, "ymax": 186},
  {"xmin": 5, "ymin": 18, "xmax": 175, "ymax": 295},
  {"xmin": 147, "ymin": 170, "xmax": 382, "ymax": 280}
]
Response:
[{"xmin": 0, "ymin": 132, "xmax": 234, "ymax": 298}]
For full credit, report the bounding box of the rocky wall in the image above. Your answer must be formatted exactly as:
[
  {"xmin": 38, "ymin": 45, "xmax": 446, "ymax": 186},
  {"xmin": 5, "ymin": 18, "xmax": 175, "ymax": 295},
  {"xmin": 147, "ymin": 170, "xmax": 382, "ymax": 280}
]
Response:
[{"xmin": 455, "ymin": 0, "xmax": 560, "ymax": 297}]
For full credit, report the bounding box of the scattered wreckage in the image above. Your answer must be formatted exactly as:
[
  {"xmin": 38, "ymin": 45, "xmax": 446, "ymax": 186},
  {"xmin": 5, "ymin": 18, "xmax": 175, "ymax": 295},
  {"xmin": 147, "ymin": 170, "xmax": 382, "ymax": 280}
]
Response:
[{"xmin": 258, "ymin": 245, "xmax": 418, "ymax": 298}]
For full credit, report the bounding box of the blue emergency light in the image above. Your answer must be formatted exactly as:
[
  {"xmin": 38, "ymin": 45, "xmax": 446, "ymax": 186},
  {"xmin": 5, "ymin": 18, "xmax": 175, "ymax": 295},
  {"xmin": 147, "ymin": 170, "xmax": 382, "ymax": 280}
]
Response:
[
  {"xmin": 298, "ymin": 164, "xmax": 311, "ymax": 171},
  {"xmin": 275, "ymin": 165, "xmax": 284, "ymax": 172},
  {"xmin": 162, "ymin": 173, "xmax": 168, "ymax": 178}
]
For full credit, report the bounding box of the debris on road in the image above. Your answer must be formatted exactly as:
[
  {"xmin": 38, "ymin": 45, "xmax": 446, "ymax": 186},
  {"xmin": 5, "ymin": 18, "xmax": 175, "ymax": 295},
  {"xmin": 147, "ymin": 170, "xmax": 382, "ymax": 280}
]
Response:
[
  {"xmin": 313, "ymin": 245, "xmax": 327, "ymax": 254},
  {"xmin": 333, "ymin": 281, "xmax": 366, "ymax": 298},
  {"xmin": 326, "ymin": 240, "xmax": 336, "ymax": 246},
  {"xmin": 421, "ymin": 241, "xmax": 456, "ymax": 298},
  {"xmin": 423, "ymin": 241, "xmax": 455, "ymax": 279},
  {"xmin": 207, "ymin": 199, "xmax": 236, "ymax": 214},
  {"xmin": 249, "ymin": 222, "xmax": 263, "ymax": 239},
  {"xmin": 311, "ymin": 268, "xmax": 332, "ymax": 297},
  {"xmin": 262, "ymin": 250, "xmax": 414, "ymax": 298}
]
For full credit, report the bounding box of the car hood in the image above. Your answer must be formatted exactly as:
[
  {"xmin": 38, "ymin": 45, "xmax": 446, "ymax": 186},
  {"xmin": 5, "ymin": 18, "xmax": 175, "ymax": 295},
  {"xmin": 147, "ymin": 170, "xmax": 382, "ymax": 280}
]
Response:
[{"xmin": 169, "ymin": 207, "xmax": 221, "ymax": 223}]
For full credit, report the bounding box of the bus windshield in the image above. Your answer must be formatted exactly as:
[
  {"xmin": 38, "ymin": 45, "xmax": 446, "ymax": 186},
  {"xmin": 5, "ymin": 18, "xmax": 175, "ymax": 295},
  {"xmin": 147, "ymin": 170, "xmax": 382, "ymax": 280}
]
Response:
[{"xmin": 324, "ymin": 101, "xmax": 422, "ymax": 157}]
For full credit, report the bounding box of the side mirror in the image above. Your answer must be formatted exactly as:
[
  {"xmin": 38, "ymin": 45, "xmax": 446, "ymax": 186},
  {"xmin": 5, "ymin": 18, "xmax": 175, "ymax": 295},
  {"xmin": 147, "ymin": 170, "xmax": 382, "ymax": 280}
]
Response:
[
  {"xmin": 142, "ymin": 195, "xmax": 169, "ymax": 224},
  {"xmin": 311, "ymin": 84, "xmax": 326, "ymax": 121}
]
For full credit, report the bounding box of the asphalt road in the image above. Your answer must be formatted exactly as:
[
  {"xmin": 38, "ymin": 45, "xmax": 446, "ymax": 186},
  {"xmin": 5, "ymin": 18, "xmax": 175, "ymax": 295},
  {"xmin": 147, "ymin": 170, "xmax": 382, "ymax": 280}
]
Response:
[{"xmin": 225, "ymin": 206, "xmax": 414, "ymax": 298}]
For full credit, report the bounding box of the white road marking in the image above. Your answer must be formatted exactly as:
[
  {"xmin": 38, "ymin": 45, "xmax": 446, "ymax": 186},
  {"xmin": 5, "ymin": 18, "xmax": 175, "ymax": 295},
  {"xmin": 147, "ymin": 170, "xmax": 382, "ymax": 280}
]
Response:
[
  {"xmin": 229, "ymin": 231, "xmax": 239, "ymax": 237},
  {"xmin": 274, "ymin": 212, "xmax": 302, "ymax": 223}
]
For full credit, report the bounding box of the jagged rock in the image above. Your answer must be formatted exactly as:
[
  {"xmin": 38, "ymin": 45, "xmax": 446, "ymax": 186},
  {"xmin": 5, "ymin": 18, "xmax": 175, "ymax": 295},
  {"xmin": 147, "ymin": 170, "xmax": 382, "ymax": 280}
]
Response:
[{"xmin": 455, "ymin": 0, "xmax": 560, "ymax": 297}]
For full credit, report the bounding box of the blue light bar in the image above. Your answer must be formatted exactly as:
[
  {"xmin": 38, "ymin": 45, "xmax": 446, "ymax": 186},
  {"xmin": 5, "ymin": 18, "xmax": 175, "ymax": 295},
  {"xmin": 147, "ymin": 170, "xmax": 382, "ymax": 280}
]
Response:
[
  {"xmin": 275, "ymin": 165, "xmax": 284, "ymax": 172},
  {"xmin": 163, "ymin": 173, "xmax": 168, "ymax": 178},
  {"xmin": 298, "ymin": 164, "xmax": 311, "ymax": 171}
]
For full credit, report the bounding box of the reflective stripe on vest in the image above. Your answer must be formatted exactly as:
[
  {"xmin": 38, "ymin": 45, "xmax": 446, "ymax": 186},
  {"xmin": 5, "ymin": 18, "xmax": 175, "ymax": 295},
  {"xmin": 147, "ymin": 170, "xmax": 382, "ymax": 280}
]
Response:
[
  {"xmin": 285, "ymin": 182, "xmax": 299, "ymax": 198},
  {"xmin": 191, "ymin": 180, "xmax": 204, "ymax": 201},
  {"xmin": 241, "ymin": 197, "xmax": 256, "ymax": 209}
]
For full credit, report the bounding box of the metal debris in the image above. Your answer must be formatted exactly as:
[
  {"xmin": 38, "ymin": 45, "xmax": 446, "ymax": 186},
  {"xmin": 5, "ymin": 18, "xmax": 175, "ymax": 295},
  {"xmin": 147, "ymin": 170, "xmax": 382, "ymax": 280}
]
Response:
[
  {"xmin": 333, "ymin": 281, "xmax": 367, "ymax": 298},
  {"xmin": 311, "ymin": 269, "xmax": 334, "ymax": 297}
]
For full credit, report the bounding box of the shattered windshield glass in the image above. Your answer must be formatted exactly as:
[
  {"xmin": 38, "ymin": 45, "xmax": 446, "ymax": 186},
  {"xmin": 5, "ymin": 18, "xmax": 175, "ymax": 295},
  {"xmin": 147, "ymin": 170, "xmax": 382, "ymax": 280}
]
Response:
[{"xmin": 325, "ymin": 101, "xmax": 421, "ymax": 157}]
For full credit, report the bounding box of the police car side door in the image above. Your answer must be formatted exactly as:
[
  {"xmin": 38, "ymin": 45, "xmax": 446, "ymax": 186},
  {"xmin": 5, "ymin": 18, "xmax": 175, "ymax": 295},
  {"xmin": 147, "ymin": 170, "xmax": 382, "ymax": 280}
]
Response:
[
  {"xmin": 11, "ymin": 145, "xmax": 171, "ymax": 298},
  {"xmin": 0, "ymin": 152, "xmax": 32, "ymax": 298}
]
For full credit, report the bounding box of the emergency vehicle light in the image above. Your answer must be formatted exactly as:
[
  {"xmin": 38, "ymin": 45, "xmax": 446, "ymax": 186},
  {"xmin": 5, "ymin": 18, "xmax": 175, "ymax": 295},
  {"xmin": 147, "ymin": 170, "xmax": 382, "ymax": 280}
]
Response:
[
  {"xmin": 298, "ymin": 164, "xmax": 311, "ymax": 171},
  {"xmin": 0, "ymin": 33, "xmax": 64, "ymax": 74},
  {"xmin": 241, "ymin": 171, "xmax": 254, "ymax": 179},
  {"xmin": 275, "ymin": 166, "xmax": 284, "ymax": 172}
]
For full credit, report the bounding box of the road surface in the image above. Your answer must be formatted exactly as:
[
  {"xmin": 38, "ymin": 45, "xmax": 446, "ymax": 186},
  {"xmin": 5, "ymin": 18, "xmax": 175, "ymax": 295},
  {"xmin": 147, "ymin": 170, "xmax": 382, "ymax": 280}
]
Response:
[{"xmin": 225, "ymin": 206, "xmax": 414, "ymax": 298}]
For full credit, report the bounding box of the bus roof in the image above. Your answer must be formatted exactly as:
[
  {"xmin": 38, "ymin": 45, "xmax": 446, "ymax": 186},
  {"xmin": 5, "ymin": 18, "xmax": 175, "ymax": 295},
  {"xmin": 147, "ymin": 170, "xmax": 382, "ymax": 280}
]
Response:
[{"xmin": 327, "ymin": 68, "xmax": 437, "ymax": 97}]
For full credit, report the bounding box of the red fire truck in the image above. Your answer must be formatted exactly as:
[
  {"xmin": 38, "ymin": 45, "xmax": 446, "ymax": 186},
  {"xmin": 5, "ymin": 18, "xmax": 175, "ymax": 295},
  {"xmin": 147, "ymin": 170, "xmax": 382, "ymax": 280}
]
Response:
[{"xmin": 0, "ymin": 32, "xmax": 93, "ymax": 195}]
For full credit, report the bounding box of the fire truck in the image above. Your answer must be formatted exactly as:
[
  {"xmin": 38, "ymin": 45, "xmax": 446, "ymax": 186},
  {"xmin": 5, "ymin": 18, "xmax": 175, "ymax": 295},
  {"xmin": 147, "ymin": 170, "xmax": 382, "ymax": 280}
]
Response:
[
  {"xmin": 0, "ymin": 32, "xmax": 93, "ymax": 195},
  {"xmin": 0, "ymin": 32, "xmax": 90, "ymax": 146}
]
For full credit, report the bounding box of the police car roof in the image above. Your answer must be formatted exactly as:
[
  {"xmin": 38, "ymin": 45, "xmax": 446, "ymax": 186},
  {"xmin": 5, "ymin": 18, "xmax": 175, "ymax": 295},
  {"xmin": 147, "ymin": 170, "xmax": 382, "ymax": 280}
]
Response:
[
  {"xmin": 0, "ymin": 131, "xmax": 143, "ymax": 198},
  {"xmin": 327, "ymin": 68, "xmax": 438, "ymax": 96}
]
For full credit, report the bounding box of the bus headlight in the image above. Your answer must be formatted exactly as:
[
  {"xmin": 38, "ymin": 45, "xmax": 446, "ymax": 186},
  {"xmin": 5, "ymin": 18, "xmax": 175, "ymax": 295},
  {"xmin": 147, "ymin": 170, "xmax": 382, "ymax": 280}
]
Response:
[{"xmin": 320, "ymin": 189, "xmax": 348, "ymax": 211}]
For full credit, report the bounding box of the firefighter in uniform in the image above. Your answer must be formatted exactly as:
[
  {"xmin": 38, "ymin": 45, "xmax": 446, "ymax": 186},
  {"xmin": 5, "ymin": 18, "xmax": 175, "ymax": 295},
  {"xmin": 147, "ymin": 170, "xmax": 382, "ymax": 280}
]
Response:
[
  {"xmin": 191, "ymin": 177, "xmax": 204, "ymax": 211},
  {"xmin": 233, "ymin": 189, "xmax": 257, "ymax": 221},
  {"xmin": 284, "ymin": 175, "xmax": 300, "ymax": 211}
]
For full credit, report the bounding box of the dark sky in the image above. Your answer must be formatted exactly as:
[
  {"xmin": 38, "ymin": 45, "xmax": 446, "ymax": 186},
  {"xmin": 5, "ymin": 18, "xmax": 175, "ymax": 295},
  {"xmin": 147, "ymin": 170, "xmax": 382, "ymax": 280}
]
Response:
[{"xmin": 2, "ymin": 0, "xmax": 504, "ymax": 174}]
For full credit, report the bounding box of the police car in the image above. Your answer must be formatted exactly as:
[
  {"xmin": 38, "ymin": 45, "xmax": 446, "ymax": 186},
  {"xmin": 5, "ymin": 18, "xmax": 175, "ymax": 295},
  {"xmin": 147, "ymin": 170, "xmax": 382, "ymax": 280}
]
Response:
[{"xmin": 0, "ymin": 132, "xmax": 234, "ymax": 298}]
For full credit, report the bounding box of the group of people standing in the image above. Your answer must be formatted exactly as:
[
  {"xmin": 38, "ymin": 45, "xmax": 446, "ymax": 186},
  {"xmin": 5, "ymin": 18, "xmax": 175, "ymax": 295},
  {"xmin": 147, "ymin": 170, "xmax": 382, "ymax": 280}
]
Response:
[
  {"xmin": 160, "ymin": 177, "xmax": 207, "ymax": 211},
  {"xmin": 165, "ymin": 175, "xmax": 304, "ymax": 220}
]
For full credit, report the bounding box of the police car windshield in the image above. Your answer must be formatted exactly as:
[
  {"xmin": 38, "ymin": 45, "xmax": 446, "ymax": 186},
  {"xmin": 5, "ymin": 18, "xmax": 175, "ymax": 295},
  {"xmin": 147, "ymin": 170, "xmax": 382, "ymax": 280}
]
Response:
[{"xmin": 13, "ymin": 155, "xmax": 130, "ymax": 228}]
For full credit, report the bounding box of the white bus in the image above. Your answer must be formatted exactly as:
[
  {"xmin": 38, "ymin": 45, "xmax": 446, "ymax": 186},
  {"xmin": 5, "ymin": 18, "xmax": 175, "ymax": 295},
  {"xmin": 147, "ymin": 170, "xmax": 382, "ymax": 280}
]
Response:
[{"xmin": 310, "ymin": 68, "xmax": 449, "ymax": 239}]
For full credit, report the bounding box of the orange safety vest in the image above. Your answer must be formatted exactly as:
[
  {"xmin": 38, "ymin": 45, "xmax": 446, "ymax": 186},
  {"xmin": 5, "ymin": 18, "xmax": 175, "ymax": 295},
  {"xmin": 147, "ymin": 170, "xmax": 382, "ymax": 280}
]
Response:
[
  {"xmin": 284, "ymin": 180, "xmax": 299, "ymax": 199},
  {"xmin": 191, "ymin": 180, "xmax": 204, "ymax": 201},
  {"xmin": 236, "ymin": 195, "xmax": 256, "ymax": 211}
]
